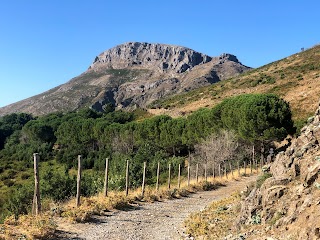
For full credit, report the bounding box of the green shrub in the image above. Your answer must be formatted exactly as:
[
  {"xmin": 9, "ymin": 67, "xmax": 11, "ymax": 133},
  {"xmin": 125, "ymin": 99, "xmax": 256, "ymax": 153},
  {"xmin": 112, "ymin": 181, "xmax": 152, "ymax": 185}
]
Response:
[
  {"xmin": 3, "ymin": 179, "xmax": 14, "ymax": 187},
  {"xmin": 251, "ymin": 214, "xmax": 261, "ymax": 224},
  {"xmin": 256, "ymin": 173, "xmax": 272, "ymax": 188},
  {"xmin": 219, "ymin": 94, "xmax": 294, "ymax": 141},
  {"xmin": 20, "ymin": 172, "xmax": 31, "ymax": 180},
  {"xmin": 41, "ymin": 168, "xmax": 76, "ymax": 201},
  {"xmin": 2, "ymin": 183, "xmax": 34, "ymax": 220}
]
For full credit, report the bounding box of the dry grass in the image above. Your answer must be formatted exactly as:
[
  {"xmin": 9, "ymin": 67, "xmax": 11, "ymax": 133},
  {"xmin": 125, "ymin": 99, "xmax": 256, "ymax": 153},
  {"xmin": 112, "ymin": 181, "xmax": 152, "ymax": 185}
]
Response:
[
  {"xmin": 0, "ymin": 214, "xmax": 56, "ymax": 240},
  {"xmin": 0, "ymin": 167, "xmax": 258, "ymax": 239},
  {"xmin": 184, "ymin": 193, "xmax": 241, "ymax": 239}
]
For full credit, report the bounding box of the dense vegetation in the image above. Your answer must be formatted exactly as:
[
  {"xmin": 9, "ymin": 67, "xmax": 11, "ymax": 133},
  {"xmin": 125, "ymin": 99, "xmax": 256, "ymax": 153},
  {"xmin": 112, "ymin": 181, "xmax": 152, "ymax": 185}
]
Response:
[{"xmin": 0, "ymin": 94, "xmax": 294, "ymax": 222}]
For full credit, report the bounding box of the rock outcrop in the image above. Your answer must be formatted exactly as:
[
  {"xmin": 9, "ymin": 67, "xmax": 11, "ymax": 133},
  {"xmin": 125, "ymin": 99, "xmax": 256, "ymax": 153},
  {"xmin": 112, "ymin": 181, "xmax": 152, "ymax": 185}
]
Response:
[
  {"xmin": 90, "ymin": 42, "xmax": 212, "ymax": 73},
  {"xmin": 237, "ymin": 103, "xmax": 320, "ymax": 240},
  {"xmin": 0, "ymin": 42, "xmax": 250, "ymax": 116}
]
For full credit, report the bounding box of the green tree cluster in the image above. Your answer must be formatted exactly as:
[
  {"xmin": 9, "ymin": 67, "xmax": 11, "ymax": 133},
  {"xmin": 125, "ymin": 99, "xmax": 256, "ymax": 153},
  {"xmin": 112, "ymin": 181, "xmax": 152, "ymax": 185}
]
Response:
[
  {"xmin": 219, "ymin": 94, "xmax": 294, "ymax": 141},
  {"xmin": 0, "ymin": 94, "xmax": 295, "ymax": 221}
]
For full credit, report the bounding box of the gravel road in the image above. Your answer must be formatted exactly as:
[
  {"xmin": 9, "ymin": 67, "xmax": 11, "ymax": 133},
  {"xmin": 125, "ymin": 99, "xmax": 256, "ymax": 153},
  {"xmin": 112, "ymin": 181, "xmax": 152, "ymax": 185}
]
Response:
[{"xmin": 56, "ymin": 176, "xmax": 256, "ymax": 240}]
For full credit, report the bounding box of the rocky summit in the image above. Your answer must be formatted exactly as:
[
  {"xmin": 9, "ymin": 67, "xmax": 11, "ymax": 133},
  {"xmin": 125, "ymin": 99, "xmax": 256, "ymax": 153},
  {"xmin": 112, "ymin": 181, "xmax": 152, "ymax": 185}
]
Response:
[
  {"xmin": 90, "ymin": 42, "xmax": 213, "ymax": 73},
  {"xmin": 0, "ymin": 42, "xmax": 250, "ymax": 116}
]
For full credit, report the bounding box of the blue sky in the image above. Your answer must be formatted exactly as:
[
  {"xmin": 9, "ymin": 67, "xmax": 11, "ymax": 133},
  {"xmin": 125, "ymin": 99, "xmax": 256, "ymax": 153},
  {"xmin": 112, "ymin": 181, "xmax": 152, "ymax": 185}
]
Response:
[{"xmin": 0, "ymin": 0, "xmax": 319, "ymax": 108}]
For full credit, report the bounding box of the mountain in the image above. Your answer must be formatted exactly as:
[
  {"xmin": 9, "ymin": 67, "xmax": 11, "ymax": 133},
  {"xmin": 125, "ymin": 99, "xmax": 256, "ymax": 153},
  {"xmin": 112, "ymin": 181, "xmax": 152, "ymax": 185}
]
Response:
[
  {"xmin": 151, "ymin": 44, "xmax": 320, "ymax": 121},
  {"xmin": 0, "ymin": 42, "xmax": 250, "ymax": 116}
]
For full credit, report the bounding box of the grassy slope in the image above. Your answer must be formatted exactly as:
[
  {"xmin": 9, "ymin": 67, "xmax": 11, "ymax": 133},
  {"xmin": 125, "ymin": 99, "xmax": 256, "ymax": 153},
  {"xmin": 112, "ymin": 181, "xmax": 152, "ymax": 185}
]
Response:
[{"xmin": 148, "ymin": 44, "xmax": 320, "ymax": 121}]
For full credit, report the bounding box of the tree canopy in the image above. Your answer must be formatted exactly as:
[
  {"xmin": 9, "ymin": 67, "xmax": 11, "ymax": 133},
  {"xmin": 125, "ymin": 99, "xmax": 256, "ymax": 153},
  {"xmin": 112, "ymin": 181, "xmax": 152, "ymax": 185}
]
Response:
[{"xmin": 219, "ymin": 94, "xmax": 294, "ymax": 141}]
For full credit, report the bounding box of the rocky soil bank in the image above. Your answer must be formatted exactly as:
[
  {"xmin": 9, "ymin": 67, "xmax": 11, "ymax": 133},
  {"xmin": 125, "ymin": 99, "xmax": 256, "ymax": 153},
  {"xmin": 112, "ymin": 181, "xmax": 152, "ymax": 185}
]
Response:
[{"xmin": 237, "ymin": 103, "xmax": 320, "ymax": 240}]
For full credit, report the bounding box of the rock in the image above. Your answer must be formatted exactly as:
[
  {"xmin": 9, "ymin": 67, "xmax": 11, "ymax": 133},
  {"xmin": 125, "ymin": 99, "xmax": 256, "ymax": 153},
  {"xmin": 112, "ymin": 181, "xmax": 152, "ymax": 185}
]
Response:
[
  {"xmin": 304, "ymin": 162, "xmax": 320, "ymax": 186},
  {"xmin": 285, "ymin": 148, "xmax": 294, "ymax": 156},
  {"xmin": 262, "ymin": 164, "xmax": 271, "ymax": 173},
  {"xmin": 270, "ymin": 152, "xmax": 291, "ymax": 179},
  {"xmin": 90, "ymin": 42, "xmax": 213, "ymax": 73},
  {"xmin": 307, "ymin": 116, "xmax": 315, "ymax": 124},
  {"xmin": 261, "ymin": 185, "xmax": 287, "ymax": 207},
  {"xmin": 313, "ymin": 115, "xmax": 320, "ymax": 124},
  {"xmin": 261, "ymin": 177, "xmax": 289, "ymax": 189}
]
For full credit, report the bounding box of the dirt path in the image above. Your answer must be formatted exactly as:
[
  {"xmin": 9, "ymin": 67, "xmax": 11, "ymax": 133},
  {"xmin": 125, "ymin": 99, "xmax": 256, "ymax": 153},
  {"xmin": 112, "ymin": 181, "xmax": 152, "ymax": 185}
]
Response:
[{"xmin": 56, "ymin": 176, "xmax": 256, "ymax": 240}]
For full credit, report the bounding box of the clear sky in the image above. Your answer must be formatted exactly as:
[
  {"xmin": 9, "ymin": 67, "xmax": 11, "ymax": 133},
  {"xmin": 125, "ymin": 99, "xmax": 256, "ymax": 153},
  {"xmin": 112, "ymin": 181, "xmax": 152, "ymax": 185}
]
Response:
[{"xmin": 0, "ymin": 0, "xmax": 319, "ymax": 108}]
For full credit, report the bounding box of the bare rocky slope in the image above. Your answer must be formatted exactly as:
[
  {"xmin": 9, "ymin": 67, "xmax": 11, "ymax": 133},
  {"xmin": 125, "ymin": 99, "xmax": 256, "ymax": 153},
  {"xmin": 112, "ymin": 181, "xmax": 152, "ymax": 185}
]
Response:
[
  {"xmin": 0, "ymin": 42, "xmax": 250, "ymax": 116},
  {"xmin": 236, "ymin": 103, "xmax": 320, "ymax": 240}
]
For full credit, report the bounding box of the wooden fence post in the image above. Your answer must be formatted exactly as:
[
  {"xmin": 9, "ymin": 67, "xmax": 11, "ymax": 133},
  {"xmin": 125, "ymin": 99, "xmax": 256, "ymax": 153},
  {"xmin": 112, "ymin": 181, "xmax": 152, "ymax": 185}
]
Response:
[
  {"xmin": 76, "ymin": 155, "xmax": 82, "ymax": 207},
  {"xmin": 156, "ymin": 161, "xmax": 160, "ymax": 191},
  {"xmin": 141, "ymin": 162, "xmax": 146, "ymax": 197},
  {"xmin": 187, "ymin": 163, "xmax": 190, "ymax": 187},
  {"xmin": 168, "ymin": 163, "xmax": 171, "ymax": 189},
  {"xmin": 229, "ymin": 161, "xmax": 234, "ymax": 178},
  {"xmin": 252, "ymin": 145, "xmax": 255, "ymax": 173},
  {"xmin": 212, "ymin": 163, "xmax": 215, "ymax": 179},
  {"xmin": 32, "ymin": 153, "xmax": 41, "ymax": 215},
  {"xmin": 126, "ymin": 160, "xmax": 129, "ymax": 196},
  {"xmin": 224, "ymin": 162, "xmax": 228, "ymax": 179},
  {"xmin": 196, "ymin": 163, "xmax": 199, "ymax": 183},
  {"xmin": 244, "ymin": 160, "xmax": 247, "ymax": 175},
  {"xmin": 253, "ymin": 145, "xmax": 255, "ymax": 162},
  {"xmin": 260, "ymin": 144, "xmax": 264, "ymax": 171},
  {"xmin": 204, "ymin": 163, "xmax": 207, "ymax": 182},
  {"xmin": 178, "ymin": 164, "xmax": 181, "ymax": 189},
  {"xmin": 104, "ymin": 158, "xmax": 109, "ymax": 197}
]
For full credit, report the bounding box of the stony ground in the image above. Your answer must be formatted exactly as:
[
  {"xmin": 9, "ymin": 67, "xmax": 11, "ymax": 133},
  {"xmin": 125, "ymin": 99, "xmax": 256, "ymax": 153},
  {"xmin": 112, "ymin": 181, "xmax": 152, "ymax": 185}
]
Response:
[{"xmin": 55, "ymin": 176, "xmax": 256, "ymax": 240}]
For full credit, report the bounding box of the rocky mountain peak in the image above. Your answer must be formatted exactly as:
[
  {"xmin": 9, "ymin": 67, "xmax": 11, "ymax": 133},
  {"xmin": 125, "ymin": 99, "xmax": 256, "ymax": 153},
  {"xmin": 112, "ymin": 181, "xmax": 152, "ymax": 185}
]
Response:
[
  {"xmin": 0, "ymin": 42, "xmax": 251, "ymax": 116},
  {"xmin": 219, "ymin": 53, "xmax": 240, "ymax": 63},
  {"xmin": 89, "ymin": 42, "xmax": 213, "ymax": 73}
]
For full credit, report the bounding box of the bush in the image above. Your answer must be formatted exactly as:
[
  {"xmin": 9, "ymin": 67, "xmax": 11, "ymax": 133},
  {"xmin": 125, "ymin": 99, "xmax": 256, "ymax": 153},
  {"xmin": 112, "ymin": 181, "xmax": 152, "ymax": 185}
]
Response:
[
  {"xmin": 3, "ymin": 179, "xmax": 14, "ymax": 187},
  {"xmin": 256, "ymin": 173, "xmax": 272, "ymax": 188},
  {"xmin": 3, "ymin": 183, "xmax": 34, "ymax": 219},
  {"xmin": 218, "ymin": 94, "xmax": 294, "ymax": 141},
  {"xmin": 20, "ymin": 172, "xmax": 31, "ymax": 180},
  {"xmin": 41, "ymin": 168, "xmax": 76, "ymax": 201}
]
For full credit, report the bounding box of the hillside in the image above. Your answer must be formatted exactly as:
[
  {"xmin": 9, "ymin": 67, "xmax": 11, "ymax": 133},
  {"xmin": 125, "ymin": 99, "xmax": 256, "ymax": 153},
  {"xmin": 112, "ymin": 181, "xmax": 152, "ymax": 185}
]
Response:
[
  {"xmin": 149, "ymin": 44, "xmax": 320, "ymax": 121},
  {"xmin": 181, "ymin": 103, "xmax": 320, "ymax": 239},
  {"xmin": 0, "ymin": 42, "xmax": 249, "ymax": 116},
  {"xmin": 235, "ymin": 101, "xmax": 320, "ymax": 239}
]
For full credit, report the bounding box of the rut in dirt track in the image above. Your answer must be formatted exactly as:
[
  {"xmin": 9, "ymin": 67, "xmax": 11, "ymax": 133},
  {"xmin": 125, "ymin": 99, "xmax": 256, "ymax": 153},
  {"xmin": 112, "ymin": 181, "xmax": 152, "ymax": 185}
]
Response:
[{"xmin": 56, "ymin": 176, "xmax": 256, "ymax": 240}]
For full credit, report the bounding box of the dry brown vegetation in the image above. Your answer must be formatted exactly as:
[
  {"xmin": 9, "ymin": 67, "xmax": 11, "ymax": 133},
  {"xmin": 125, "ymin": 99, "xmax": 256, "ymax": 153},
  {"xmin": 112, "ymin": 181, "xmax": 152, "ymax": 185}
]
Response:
[{"xmin": 184, "ymin": 193, "xmax": 241, "ymax": 239}]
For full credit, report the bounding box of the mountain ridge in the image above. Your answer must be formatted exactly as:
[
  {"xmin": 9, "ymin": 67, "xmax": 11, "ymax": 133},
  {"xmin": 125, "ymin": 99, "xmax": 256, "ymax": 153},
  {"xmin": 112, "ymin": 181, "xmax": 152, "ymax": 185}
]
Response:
[
  {"xmin": 0, "ymin": 42, "xmax": 250, "ymax": 116},
  {"xmin": 148, "ymin": 44, "xmax": 320, "ymax": 121}
]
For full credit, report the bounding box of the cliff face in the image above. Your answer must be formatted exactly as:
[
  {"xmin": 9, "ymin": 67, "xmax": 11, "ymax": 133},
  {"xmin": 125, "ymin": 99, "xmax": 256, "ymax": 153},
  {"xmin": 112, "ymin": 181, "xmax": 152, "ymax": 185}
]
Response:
[
  {"xmin": 90, "ymin": 42, "xmax": 213, "ymax": 73},
  {"xmin": 0, "ymin": 42, "xmax": 250, "ymax": 116},
  {"xmin": 237, "ymin": 103, "xmax": 320, "ymax": 239}
]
